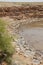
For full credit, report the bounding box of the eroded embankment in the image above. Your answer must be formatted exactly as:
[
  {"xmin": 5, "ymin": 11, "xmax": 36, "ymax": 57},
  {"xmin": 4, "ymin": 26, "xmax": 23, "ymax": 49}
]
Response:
[{"xmin": 0, "ymin": 5, "xmax": 43, "ymax": 19}]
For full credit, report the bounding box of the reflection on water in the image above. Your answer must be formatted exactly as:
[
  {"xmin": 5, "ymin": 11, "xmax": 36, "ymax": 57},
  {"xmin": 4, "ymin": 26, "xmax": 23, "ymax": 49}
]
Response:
[{"xmin": 19, "ymin": 27, "xmax": 43, "ymax": 50}]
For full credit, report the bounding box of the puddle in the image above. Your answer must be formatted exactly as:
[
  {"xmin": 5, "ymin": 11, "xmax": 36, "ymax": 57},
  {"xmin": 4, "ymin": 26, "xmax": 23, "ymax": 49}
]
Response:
[{"xmin": 19, "ymin": 27, "xmax": 43, "ymax": 50}]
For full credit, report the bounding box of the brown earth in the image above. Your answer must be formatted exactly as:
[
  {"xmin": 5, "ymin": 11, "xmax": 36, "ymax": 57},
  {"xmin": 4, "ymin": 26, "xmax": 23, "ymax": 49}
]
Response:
[
  {"xmin": 0, "ymin": 3, "xmax": 43, "ymax": 65},
  {"xmin": 0, "ymin": 5, "xmax": 43, "ymax": 20}
]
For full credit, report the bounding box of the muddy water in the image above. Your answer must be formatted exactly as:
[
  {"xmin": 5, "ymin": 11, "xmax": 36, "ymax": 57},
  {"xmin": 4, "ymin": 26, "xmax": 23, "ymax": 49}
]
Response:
[{"xmin": 19, "ymin": 27, "xmax": 43, "ymax": 50}]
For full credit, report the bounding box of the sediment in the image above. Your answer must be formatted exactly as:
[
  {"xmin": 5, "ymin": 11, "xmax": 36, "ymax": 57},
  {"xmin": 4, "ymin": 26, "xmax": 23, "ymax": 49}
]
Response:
[{"xmin": 0, "ymin": 5, "xmax": 43, "ymax": 19}]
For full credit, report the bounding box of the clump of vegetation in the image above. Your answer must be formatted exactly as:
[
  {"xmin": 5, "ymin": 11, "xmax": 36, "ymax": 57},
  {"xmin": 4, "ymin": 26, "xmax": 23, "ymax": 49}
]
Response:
[
  {"xmin": 22, "ymin": 3, "xmax": 29, "ymax": 6},
  {"xmin": 0, "ymin": 19, "xmax": 14, "ymax": 65}
]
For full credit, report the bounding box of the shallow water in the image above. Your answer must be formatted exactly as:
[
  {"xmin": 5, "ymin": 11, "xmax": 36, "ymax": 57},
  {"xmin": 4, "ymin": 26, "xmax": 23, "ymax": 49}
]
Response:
[{"xmin": 19, "ymin": 27, "xmax": 43, "ymax": 50}]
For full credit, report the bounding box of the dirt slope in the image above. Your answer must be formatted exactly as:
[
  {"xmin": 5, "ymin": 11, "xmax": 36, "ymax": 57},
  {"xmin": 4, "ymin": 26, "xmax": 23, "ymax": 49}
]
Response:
[{"xmin": 0, "ymin": 4, "xmax": 43, "ymax": 19}]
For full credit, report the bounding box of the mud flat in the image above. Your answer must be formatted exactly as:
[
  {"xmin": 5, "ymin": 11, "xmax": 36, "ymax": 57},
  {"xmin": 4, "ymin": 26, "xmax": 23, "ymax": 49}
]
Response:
[
  {"xmin": 19, "ymin": 27, "xmax": 43, "ymax": 50},
  {"xmin": 2, "ymin": 17, "xmax": 43, "ymax": 51}
]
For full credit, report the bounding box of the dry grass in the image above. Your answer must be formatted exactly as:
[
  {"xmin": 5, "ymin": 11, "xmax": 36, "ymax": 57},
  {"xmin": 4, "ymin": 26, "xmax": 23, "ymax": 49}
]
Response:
[{"xmin": 0, "ymin": 2, "xmax": 43, "ymax": 7}]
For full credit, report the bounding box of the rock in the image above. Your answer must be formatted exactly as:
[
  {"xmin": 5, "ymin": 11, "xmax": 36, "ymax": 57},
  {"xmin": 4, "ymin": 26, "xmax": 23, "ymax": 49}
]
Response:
[
  {"xmin": 16, "ymin": 46, "xmax": 20, "ymax": 53},
  {"xmin": 32, "ymin": 59, "xmax": 40, "ymax": 65}
]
